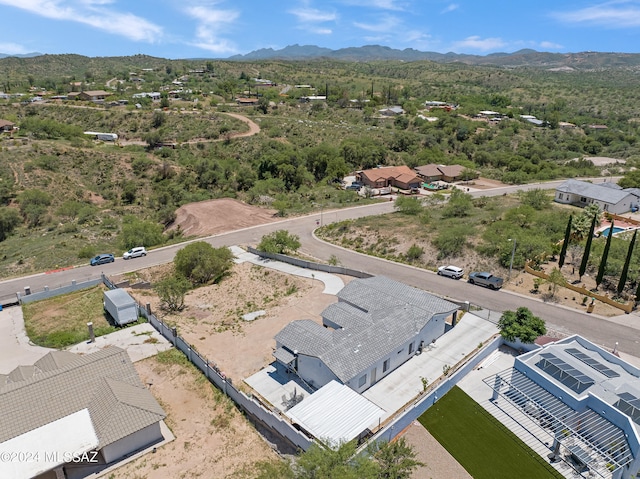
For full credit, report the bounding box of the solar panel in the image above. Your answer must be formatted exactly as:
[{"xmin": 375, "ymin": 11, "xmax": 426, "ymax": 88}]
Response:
[
  {"xmin": 565, "ymin": 347, "xmax": 620, "ymax": 378},
  {"xmin": 619, "ymin": 392, "xmax": 640, "ymax": 408},
  {"xmin": 615, "ymin": 392, "xmax": 640, "ymax": 425},
  {"xmin": 537, "ymin": 353, "xmax": 594, "ymax": 394}
]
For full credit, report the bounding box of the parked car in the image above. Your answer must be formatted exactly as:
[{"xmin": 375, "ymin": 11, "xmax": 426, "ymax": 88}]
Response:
[
  {"xmin": 346, "ymin": 182, "xmax": 362, "ymax": 191},
  {"xmin": 90, "ymin": 253, "xmax": 115, "ymax": 266},
  {"xmin": 123, "ymin": 246, "xmax": 147, "ymax": 260},
  {"xmin": 437, "ymin": 265, "xmax": 464, "ymax": 279},
  {"xmin": 468, "ymin": 271, "xmax": 504, "ymax": 290}
]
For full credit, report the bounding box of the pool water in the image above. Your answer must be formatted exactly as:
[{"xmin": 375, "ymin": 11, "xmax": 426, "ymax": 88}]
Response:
[{"xmin": 601, "ymin": 226, "xmax": 625, "ymax": 237}]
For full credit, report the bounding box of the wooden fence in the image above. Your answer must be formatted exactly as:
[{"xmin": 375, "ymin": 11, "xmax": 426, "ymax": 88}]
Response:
[{"xmin": 524, "ymin": 264, "xmax": 633, "ymax": 314}]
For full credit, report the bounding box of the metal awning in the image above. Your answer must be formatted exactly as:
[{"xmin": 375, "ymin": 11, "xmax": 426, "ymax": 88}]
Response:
[
  {"xmin": 484, "ymin": 368, "xmax": 633, "ymax": 478},
  {"xmin": 273, "ymin": 347, "xmax": 296, "ymax": 365}
]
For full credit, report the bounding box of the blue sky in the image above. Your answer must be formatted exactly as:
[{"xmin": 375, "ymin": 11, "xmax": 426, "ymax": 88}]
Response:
[{"xmin": 1, "ymin": 0, "xmax": 640, "ymax": 59}]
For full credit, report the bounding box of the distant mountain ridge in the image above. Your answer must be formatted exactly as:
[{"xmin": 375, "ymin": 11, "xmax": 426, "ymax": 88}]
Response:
[
  {"xmin": 228, "ymin": 44, "xmax": 640, "ymax": 68},
  {"xmin": 0, "ymin": 52, "xmax": 42, "ymax": 59}
]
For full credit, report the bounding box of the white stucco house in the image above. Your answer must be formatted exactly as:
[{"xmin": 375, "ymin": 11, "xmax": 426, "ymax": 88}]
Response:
[
  {"xmin": 274, "ymin": 276, "xmax": 460, "ymax": 394},
  {"xmin": 555, "ymin": 179, "xmax": 639, "ymax": 214},
  {"xmin": 485, "ymin": 335, "xmax": 640, "ymax": 479}
]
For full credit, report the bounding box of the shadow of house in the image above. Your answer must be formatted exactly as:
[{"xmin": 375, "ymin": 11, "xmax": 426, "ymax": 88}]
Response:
[{"xmin": 273, "ymin": 276, "xmax": 459, "ymax": 394}]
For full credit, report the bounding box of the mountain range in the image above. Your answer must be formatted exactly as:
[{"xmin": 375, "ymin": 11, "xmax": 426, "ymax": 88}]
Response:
[
  {"xmin": 228, "ymin": 44, "xmax": 640, "ymax": 68},
  {"xmin": 0, "ymin": 52, "xmax": 42, "ymax": 59}
]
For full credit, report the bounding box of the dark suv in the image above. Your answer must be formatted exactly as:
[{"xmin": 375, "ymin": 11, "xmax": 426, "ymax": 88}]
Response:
[{"xmin": 90, "ymin": 253, "xmax": 115, "ymax": 266}]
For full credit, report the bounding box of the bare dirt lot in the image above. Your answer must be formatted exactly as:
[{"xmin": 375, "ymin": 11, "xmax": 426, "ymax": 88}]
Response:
[
  {"xmin": 169, "ymin": 198, "xmax": 278, "ymax": 237},
  {"xmin": 113, "ymin": 351, "xmax": 281, "ymax": 479}
]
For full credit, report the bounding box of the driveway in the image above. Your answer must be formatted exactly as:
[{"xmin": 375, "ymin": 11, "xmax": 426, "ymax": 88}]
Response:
[{"xmin": 0, "ymin": 307, "xmax": 53, "ymax": 374}]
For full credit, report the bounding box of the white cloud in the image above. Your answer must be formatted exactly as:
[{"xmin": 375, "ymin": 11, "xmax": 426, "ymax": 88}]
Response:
[
  {"xmin": 289, "ymin": 7, "xmax": 337, "ymax": 23},
  {"xmin": 450, "ymin": 36, "xmax": 507, "ymax": 52},
  {"xmin": 184, "ymin": 3, "xmax": 240, "ymax": 54},
  {"xmin": 354, "ymin": 14, "xmax": 401, "ymax": 33},
  {"xmin": 0, "ymin": 0, "xmax": 163, "ymax": 42},
  {"xmin": 539, "ymin": 40, "xmax": 564, "ymax": 50},
  {"xmin": 553, "ymin": 1, "xmax": 640, "ymax": 28},
  {"xmin": 0, "ymin": 43, "xmax": 30, "ymax": 54},
  {"xmin": 341, "ymin": 0, "xmax": 407, "ymax": 10},
  {"xmin": 441, "ymin": 3, "xmax": 459, "ymax": 14},
  {"xmin": 310, "ymin": 27, "xmax": 333, "ymax": 35}
]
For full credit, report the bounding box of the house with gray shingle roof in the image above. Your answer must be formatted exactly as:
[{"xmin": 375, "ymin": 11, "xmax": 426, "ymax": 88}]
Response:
[
  {"xmin": 274, "ymin": 276, "xmax": 459, "ymax": 394},
  {"xmin": 555, "ymin": 179, "xmax": 639, "ymax": 214},
  {"xmin": 0, "ymin": 347, "xmax": 166, "ymax": 479}
]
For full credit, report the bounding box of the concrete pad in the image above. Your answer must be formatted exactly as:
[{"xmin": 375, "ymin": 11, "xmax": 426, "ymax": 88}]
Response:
[
  {"xmin": 245, "ymin": 362, "xmax": 313, "ymax": 412},
  {"xmin": 0, "ymin": 307, "xmax": 53, "ymax": 374},
  {"xmin": 66, "ymin": 323, "xmax": 172, "ymax": 362},
  {"xmin": 363, "ymin": 313, "xmax": 498, "ymax": 416},
  {"xmin": 230, "ymin": 245, "xmax": 345, "ymax": 295}
]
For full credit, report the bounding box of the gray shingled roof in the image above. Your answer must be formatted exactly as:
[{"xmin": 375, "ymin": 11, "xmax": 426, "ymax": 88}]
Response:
[
  {"xmin": 276, "ymin": 276, "xmax": 459, "ymax": 383},
  {"xmin": 0, "ymin": 347, "xmax": 165, "ymax": 447},
  {"xmin": 556, "ymin": 179, "xmax": 630, "ymax": 204}
]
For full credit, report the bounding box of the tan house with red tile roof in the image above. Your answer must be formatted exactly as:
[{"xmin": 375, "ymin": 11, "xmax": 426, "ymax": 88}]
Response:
[
  {"xmin": 414, "ymin": 163, "xmax": 477, "ymax": 183},
  {"xmin": 356, "ymin": 166, "xmax": 421, "ymax": 190}
]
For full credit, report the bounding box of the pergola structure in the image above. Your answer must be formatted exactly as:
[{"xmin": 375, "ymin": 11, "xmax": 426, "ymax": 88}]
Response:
[{"xmin": 484, "ymin": 368, "xmax": 633, "ymax": 478}]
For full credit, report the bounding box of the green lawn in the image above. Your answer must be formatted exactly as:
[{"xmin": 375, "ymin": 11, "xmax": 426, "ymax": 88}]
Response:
[{"xmin": 418, "ymin": 386, "xmax": 563, "ymax": 479}]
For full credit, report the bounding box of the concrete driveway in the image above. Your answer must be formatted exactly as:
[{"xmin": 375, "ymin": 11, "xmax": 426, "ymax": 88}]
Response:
[{"xmin": 0, "ymin": 307, "xmax": 53, "ymax": 374}]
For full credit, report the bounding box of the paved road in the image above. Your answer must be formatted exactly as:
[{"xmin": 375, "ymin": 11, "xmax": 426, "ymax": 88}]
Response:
[{"xmin": 2, "ymin": 177, "xmax": 637, "ymax": 354}]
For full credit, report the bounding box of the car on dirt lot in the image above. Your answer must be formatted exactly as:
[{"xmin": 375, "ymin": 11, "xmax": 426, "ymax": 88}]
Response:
[
  {"xmin": 437, "ymin": 265, "xmax": 464, "ymax": 279},
  {"xmin": 90, "ymin": 253, "xmax": 115, "ymax": 266},
  {"xmin": 123, "ymin": 246, "xmax": 147, "ymax": 259}
]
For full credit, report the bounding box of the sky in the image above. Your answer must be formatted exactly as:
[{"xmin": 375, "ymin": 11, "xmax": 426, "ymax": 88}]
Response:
[{"xmin": 1, "ymin": 0, "xmax": 640, "ymax": 59}]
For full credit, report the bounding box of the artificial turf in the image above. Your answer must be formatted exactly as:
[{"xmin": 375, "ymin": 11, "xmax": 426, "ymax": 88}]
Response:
[{"xmin": 418, "ymin": 386, "xmax": 564, "ymax": 479}]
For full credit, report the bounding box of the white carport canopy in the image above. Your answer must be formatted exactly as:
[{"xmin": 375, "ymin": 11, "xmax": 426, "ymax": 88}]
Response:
[
  {"xmin": 484, "ymin": 368, "xmax": 633, "ymax": 478},
  {"xmin": 0, "ymin": 408, "xmax": 99, "ymax": 478},
  {"xmin": 286, "ymin": 380, "xmax": 385, "ymax": 446}
]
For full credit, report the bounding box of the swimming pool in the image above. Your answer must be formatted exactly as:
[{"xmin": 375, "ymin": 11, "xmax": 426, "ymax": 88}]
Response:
[{"xmin": 601, "ymin": 226, "xmax": 625, "ymax": 237}]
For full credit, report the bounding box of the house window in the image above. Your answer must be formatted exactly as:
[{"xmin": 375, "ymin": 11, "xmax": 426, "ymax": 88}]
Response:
[
  {"xmin": 558, "ymin": 193, "xmax": 564, "ymax": 200},
  {"xmin": 604, "ymin": 204, "xmax": 609, "ymax": 211},
  {"xmin": 383, "ymin": 359, "xmax": 390, "ymax": 373},
  {"xmin": 580, "ymin": 197, "xmax": 587, "ymax": 203},
  {"xmin": 408, "ymin": 342, "xmax": 415, "ymax": 355},
  {"xmin": 358, "ymin": 374, "xmax": 367, "ymax": 387}
]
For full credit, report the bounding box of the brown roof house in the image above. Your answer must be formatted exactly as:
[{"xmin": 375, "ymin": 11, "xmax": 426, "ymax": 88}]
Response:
[
  {"xmin": 78, "ymin": 90, "xmax": 109, "ymax": 102},
  {"xmin": 0, "ymin": 119, "xmax": 15, "ymax": 133},
  {"xmin": 356, "ymin": 166, "xmax": 421, "ymax": 190},
  {"xmin": 0, "ymin": 347, "xmax": 166, "ymax": 479},
  {"xmin": 414, "ymin": 164, "xmax": 477, "ymax": 183}
]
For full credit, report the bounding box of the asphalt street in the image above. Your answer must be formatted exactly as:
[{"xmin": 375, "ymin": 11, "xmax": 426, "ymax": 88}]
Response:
[{"xmin": 1, "ymin": 178, "xmax": 637, "ymax": 355}]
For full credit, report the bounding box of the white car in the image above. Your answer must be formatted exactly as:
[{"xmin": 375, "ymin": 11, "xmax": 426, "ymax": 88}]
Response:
[
  {"xmin": 437, "ymin": 265, "xmax": 464, "ymax": 279},
  {"xmin": 123, "ymin": 246, "xmax": 147, "ymax": 260}
]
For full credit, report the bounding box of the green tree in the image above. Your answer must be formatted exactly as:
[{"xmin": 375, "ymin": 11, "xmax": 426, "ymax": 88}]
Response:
[
  {"xmin": 579, "ymin": 213, "xmax": 598, "ymax": 279},
  {"xmin": 257, "ymin": 230, "xmax": 301, "ymax": 255},
  {"xmin": 617, "ymin": 170, "xmax": 640, "ymax": 188},
  {"xmin": 0, "ymin": 207, "xmax": 21, "ymax": 241},
  {"xmin": 617, "ymin": 230, "xmax": 636, "ymax": 295},
  {"xmin": 174, "ymin": 242, "xmax": 233, "ymax": 286},
  {"xmin": 155, "ymin": 275, "xmax": 191, "ymax": 311},
  {"xmin": 545, "ymin": 267, "xmax": 566, "ymax": 300},
  {"xmin": 595, "ymin": 220, "xmax": 614, "ymax": 287},
  {"xmin": 119, "ymin": 217, "xmax": 164, "ymax": 250},
  {"xmin": 406, "ymin": 244, "xmax": 424, "ymax": 262},
  {"xmin": 17, "ymin": 189, "xmax": 51, "ymax": 227},
  {"xmin": 394, "ymin": 196, "xmax": 422, "ymax": 215},
  {"xmin": 442, "ymin": 189, "xmax": 473, "ymax": 218},
  {"xmin": 294, "ymin": 441, "xmax": 378, "ymax": 479},
  {"xmin": 558, "ymin": 215, "xmax": 572, "ymax": 268},
  {"xmin": 372, "ymin": 438, "xmax": 423, "ymax": 479},
  {"xmin": 518, "ymin": 188, "xmax": 551, "ymax": 210},
  {"xmin": 498, "ymin": 307, "xmax": 547, "ymax": 343}
]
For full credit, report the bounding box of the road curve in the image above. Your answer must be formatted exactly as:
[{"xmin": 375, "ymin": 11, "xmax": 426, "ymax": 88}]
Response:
[{"xmin": 1, "ymin": 177, "xmax": 637, "ymax": 355}]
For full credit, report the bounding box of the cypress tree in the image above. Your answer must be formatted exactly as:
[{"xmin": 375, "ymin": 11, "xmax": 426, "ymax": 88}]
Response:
[
  {"xmin": 579, "ymin": 214, "xmax": 598, "ymax": 279},
  {"xmin": 558, "ymin": 215, "xmax": 572, "ymax": 268},
  {"xmin": 618, "ymin": 230, "xmax": 637, "ymax": 295},
  {"xmin": 596, "ymin": 220, "xmax": 614, "ymax": 287}
]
